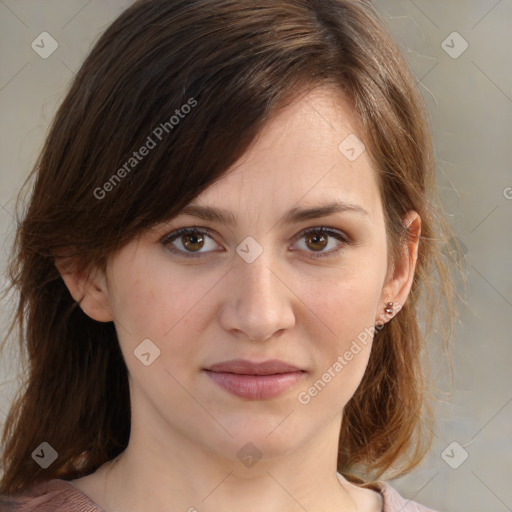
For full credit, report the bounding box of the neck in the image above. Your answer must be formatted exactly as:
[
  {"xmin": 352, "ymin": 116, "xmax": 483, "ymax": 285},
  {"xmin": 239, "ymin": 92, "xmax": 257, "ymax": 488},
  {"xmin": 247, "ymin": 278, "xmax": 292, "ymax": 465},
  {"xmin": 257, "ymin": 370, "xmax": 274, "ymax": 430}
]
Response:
[{"xmin": 101, "ymin": 420, "xmax": 359, "ymax": 512}]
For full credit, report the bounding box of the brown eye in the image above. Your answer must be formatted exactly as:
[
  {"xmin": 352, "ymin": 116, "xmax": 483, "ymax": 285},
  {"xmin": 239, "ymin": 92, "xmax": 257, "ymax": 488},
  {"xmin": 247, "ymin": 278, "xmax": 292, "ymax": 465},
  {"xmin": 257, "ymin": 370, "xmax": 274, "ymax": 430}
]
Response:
[
  {"xmin": 162, "ymin": 227, "xmax": 219, "ymax": 258},
  {"xmin": 304, "ymin": 231, "xmax": 329, "ymax": 252},
  {"xmin": 182, "ymin": 231, "xmax": 205, "ymax": 252},
  {"xmin": 293, "ymin": 227, "xmax": 349, "ymax": 258},
  {"xmin": 161, "ymin": 226, "xmax": 349, "ymax": 260}
]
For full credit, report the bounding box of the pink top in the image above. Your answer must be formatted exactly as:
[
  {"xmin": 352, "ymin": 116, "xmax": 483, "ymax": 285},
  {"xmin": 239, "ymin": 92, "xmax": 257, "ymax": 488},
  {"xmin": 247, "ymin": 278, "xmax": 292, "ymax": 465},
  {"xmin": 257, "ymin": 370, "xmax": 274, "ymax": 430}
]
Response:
[{"xmin": 0, "ymin": 478, "xmax": 440, "ymax": 511}]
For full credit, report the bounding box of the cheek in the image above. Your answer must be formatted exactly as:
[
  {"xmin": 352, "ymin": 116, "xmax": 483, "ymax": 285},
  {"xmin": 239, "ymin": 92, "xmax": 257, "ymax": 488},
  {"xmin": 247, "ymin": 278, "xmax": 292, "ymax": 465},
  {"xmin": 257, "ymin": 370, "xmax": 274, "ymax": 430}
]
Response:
[
  {"xmin": 108, "ymin": 257, "xmax": 216, "ymax": 366},
  {"xmin": 306, "ymin": 257, "xmax": 385, "ymax": 339},
  {"xmin": 297, "ymin": 286, "xmax": 377, "ymax": 413},
  {"xmin": 298, "ymin": 256, "xmax": 385, "ymax": 399}
]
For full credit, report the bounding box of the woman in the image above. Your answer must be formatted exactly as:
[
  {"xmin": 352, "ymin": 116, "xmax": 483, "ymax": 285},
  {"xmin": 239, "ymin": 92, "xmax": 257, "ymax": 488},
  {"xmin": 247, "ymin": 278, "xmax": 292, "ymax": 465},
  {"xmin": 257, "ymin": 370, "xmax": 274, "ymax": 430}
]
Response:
[{"xmin": 0, "ymin": 0, "xmax": 460, "ymax": 510}]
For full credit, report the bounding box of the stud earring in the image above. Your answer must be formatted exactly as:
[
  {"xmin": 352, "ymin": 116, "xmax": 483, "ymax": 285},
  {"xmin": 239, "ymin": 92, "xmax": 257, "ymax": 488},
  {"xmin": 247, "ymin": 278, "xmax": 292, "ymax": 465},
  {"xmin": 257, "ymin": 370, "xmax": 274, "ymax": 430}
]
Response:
[{"xmin": 384, "ymin": 302, "xmax": 394, "ymax": 315}]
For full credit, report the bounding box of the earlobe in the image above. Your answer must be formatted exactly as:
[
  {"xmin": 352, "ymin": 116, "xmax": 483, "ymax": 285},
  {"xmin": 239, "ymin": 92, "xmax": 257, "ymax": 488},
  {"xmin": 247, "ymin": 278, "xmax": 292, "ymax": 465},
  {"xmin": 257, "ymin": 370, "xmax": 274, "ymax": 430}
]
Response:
[
  {"xmin": 55, "ymin": 257, "xmax": 113, "ymax": 323},
  {"xmin": 377, "ymin": 210, "xmax": 421, "ymax": 323},
  {"xmin": 375, "ymin": 301, "xmax": 403, "ymax": 326}
]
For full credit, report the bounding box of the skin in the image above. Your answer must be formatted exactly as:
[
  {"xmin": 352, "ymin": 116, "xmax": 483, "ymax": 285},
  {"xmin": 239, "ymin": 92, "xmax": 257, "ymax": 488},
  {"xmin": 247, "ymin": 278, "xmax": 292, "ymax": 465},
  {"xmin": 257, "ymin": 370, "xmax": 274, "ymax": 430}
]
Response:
[{"xmin": 57, "ymin": 85, "xmax": 421, "ymax": 512}]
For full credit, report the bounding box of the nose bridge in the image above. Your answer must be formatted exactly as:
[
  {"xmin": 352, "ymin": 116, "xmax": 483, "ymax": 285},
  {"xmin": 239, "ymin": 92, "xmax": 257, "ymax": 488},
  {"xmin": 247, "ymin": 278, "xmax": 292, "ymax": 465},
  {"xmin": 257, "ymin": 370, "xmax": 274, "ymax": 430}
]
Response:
[
  {"xmin": 225, "ymin": 246, "xmax": 295, "ymax": 341},
  {"xmin": 241, "ymin": 252, "xmax": 277, "ymax": 304}
]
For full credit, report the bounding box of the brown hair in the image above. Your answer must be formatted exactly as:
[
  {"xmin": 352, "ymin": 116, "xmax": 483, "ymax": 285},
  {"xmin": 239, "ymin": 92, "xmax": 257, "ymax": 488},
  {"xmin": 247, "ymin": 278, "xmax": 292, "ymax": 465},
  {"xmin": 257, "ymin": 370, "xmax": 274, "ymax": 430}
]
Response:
[{"xmin": 0, "ymin": 0, "xmax": 462, "ymax": 495}]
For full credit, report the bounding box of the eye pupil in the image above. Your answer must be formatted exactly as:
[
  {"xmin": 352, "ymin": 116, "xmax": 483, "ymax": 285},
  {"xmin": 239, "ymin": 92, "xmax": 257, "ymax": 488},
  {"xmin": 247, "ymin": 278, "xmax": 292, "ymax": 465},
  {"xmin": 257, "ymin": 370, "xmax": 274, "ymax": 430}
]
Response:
[
  {"xmin": 306, "ymin": 232, "xmax": 328, "ymax": 251},
  {"xmin": 183, "ymin": 233, "xmax": 204, "ymax": 251}
]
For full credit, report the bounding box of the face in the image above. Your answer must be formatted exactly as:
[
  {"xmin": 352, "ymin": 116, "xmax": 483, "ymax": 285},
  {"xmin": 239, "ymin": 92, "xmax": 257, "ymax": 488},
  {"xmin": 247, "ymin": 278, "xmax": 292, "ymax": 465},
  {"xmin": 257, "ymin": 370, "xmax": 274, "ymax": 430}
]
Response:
[{"xmin": 66, "ymin": 86, "xmax": 414, "ymax": 463}]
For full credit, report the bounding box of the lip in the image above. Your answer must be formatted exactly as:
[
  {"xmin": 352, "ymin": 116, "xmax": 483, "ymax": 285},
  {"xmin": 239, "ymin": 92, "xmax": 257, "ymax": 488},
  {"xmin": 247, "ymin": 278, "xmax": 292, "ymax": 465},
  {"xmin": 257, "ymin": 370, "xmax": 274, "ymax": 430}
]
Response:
[
  {"xmin": 204, "ymin": 359, "xmax": 306, "ymax": 400},
  {"xmin": 206, "ymin": 358, "xmax": 302, "ymax": 375}
]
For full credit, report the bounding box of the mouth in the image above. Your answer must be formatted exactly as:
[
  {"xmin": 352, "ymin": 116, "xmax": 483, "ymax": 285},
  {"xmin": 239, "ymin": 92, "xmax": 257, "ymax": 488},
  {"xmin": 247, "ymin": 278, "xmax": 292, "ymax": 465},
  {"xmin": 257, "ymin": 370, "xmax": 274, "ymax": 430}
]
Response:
[{"xmin": 204, "ymin": 359, "xmax": 306, "ymax": 400}]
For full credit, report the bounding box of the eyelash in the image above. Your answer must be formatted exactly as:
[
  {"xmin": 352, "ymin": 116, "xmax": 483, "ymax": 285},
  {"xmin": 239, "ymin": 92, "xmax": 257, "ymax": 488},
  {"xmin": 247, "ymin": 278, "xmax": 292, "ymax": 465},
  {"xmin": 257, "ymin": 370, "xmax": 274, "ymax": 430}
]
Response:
[{"xmin": 161, "ymin": 226, "xmax": 350, "ymax": 259}]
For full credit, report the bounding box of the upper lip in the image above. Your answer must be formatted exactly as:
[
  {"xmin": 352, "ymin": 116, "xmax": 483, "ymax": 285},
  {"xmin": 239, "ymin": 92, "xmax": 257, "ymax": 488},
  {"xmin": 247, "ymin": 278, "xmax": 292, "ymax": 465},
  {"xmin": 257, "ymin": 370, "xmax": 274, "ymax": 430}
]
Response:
[{"xmin": 205, "ymin": 359, "xmax": 303, "ymax": 375}]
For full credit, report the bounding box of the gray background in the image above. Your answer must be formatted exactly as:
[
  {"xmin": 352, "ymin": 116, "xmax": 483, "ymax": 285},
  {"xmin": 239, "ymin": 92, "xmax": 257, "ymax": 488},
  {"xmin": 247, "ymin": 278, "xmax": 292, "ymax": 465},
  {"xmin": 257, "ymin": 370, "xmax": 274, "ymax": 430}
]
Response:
[{"xmin": 0, "ymin": 1, "xmax": 511, "ymax": 511}]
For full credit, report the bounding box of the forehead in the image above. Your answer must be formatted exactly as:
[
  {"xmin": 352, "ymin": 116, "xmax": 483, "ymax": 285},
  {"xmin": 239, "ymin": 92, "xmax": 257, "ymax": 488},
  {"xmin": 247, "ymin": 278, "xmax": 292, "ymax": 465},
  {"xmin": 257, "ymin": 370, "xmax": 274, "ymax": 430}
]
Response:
[{"xmin": 192, "ymin": 86, "xmax": 383, "ymax": 225}]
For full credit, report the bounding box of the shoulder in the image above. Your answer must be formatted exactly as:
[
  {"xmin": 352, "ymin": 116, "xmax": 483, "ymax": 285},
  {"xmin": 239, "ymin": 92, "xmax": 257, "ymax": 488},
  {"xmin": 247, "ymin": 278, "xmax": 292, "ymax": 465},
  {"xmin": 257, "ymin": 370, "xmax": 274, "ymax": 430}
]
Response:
[
  {"xmin": 371, "ymin": 480, "xmax": 440, "ymax": 512},
  {"xmin": 0, "ymin": 479, "xmax": 102, "ymax": 512}
]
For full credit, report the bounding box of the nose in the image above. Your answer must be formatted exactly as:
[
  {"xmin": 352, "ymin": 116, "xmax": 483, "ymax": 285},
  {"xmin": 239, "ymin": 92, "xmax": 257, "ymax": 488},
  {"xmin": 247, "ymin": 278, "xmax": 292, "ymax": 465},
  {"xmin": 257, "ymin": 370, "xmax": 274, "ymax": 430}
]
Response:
[{"xmin": 219, "ymin": 253, "xmax": 296, "ymax": 342}]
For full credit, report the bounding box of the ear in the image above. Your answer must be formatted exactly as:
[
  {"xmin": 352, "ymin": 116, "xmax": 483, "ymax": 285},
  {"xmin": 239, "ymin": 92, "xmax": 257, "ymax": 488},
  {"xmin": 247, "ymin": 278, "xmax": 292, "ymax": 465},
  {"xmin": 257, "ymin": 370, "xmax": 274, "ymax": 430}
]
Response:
[
  {"xmin": 54, "ymin": 256, "xmax": 113, "ymax": 323},
  {"xmin": 376, "ymin": 210, "xmax": 421, "ymax": 324}
]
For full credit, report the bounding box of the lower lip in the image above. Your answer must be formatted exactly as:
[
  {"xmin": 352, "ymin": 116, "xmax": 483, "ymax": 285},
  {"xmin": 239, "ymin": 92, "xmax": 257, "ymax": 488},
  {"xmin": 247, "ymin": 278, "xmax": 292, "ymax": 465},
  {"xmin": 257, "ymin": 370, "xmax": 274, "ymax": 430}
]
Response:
[{"xmin": 205, "ymin": 370, "xmax": 305, "ymax": 400}]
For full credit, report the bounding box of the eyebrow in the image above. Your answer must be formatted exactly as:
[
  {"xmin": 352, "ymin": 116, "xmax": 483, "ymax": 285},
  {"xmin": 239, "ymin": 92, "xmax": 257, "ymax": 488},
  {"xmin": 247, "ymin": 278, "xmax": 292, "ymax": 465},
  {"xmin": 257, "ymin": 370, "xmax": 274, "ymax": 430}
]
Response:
[{"xmin": 177, "ymin": 200, "xmax": 370, "ymax": 227}]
